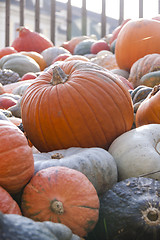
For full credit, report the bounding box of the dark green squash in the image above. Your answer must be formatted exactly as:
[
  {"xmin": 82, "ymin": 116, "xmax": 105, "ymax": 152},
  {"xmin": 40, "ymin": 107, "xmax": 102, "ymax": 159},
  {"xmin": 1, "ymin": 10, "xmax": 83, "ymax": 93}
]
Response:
[
  {"xmin": 0, "ymin": 211, "xmax": 82, "ymax": 240},
  {"xmin": 132, "ymin": 86, "xmax": 152, "ymax": 104},
  {"xmin": 86, "ymin": 177, "xmax": 160, "ymax": 240}
]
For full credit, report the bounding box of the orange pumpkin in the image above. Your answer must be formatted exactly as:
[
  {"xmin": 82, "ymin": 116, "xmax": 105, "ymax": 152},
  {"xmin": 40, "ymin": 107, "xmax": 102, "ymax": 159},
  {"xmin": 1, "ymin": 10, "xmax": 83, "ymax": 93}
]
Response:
[
  {"xmin": 109, "ymin": 18, "xmax": 131, "ymax": 45},
  {"xmin": 11, "ymin": 26, "xmax": 54, "ymax": 53},
  {"xmin": 128, "ymin": 53, "xmax": 160, "ymax": 88},
  {"xmin": 91, "ymin": 53, "xmax": 119, "ymax": 70},
  {"xmin": 20, "ymin": 51, "xmax": 47, "ymax": 71},
  {"xmin": 0, "ymin": 120, "xmax": 34, "ymax": 193},
  {"xmin": 21, "ymin": 166, "xmax": 99, "ymax": 237},
  {"xmin": 115, "ymin": 18, "xmax": 160, "ymax": 71},
  {"xmin": 0, "ymin": 46, "xmax": 17, "ymax": 59},
  {"xmin": 136, "ymin": 85, "xmax": 160, "ymax": 127},
  {"xmin": 0, "ymin": 186, "xmax": 22, "ymax": 215},
  {"xmin": 61, "ymin": 36, "xmax": 90, "ymax": 54},
  {"xmin": 21, "ymin": 60, "xmax": 133, "ymax": 152},
  {"xmin": 64, "ymin": 55, "xmax": 90, "ymax": 62}
]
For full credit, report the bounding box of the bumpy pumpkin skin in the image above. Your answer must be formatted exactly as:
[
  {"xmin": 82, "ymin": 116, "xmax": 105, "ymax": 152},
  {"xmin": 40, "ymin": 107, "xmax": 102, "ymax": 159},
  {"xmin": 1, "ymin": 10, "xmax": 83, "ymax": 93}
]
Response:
[
  {"xmin": 0, "ymin": 120, "xmax": 34, "ymax": 194},
  {"xmin": 21, "ymin": 166, "xmax": 99, "ymax": 237},
  {"xmin": 21, "ymin": 60, "xmax": 134, "ymax": 152},
  {"xmin": 95, "ymin": 177, "xmax": 160, "ymax": 240},
  {"xmin": 0, "ymin": 186, "xmax": 22, "ymax": 215},
  {"xmin": 115, "ymin": 19, "xmax": 160, "ymax": 71}
]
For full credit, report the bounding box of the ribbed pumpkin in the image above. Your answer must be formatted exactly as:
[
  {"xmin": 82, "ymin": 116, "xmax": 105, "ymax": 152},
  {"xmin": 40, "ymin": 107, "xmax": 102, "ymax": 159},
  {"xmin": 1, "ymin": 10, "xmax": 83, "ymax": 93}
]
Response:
[
  {"xmin": 0, "ymin": 186, "xmax": 22, "ymax": 215},
  {"xmin": 21, "ymin": 60, "xmax": 134, "ymax": 152},
  {"xmin": 128, "ymin": 53, "xmax": 160, "ymax": 88},
  {"xmin": 136, "ymin": 85, "xmax": 160, "ymax": 127},
  {"xmin": 11, "ymin": 26, "xmax": 54, "ymax": 53},
  {"xmin": 115, "ymin": 19, "xmax": 160, "ymax": 71},
  {"xmin": 21, "ymin": 166, "xmax": 99, "ymax": 237},
  {"xmin": 0, "ymin": 120, "xmax": 34, "ymax": 194}
]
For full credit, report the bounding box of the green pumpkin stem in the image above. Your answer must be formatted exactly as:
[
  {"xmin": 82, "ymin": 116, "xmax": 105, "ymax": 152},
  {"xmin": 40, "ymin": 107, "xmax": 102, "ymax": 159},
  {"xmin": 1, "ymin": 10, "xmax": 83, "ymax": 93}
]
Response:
[
  {"xmin": 51, "ymin": 66, "xmax": 68, "ymax": 85},
  {"xmin": 50, "ymin": 199, "xmax": 64, "ymax": 215}
]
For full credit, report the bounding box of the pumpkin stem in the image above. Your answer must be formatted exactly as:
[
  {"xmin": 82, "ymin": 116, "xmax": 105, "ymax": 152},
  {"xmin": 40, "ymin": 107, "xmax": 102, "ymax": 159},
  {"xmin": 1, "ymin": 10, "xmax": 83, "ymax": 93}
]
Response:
[
  {"xmin": 51, "ymin": 153, "xmax": 64, "ymax": 159},
  {"xmin": 142, "ymin": 206, "xmax": 160, "ymax": 225},
  {"xmin": 50, "ymin": 199, "xmax": 64, "ymax": 215},
  {"xmin": 150, "ymin": 84, "xmax": 160, "ymax": 97},
  {"xmin": 50, "ymin": 66, "xmax": 68, "ymax": 85}
]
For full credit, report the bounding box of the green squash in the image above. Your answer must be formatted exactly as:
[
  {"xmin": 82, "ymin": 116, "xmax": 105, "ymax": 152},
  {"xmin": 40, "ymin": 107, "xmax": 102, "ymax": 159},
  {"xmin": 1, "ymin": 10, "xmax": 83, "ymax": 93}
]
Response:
[
  {"xmin": 0, "ymin": 211, "xmax": 82, "ymax": 240},
  {"xmin": 140, "ymin": 70, "xmax": 160, "ymax": 87},
  {"xmin": 33, "ymin": 147, "xmax": 118, "ymax": 196},
  {"xmin": 87, "ymin": 177, "xmax": 160, "ymax": 240},
  {"xmin": 0, "ymin": 53, "xmax": 40, "ymax": 77},
  {"xmin": 132, "ymin": 86, "xmax": 152, "ymax": 105},
  {"xmin": 73, "ymin": 39, "xmax": 96, "ymax": 55}
]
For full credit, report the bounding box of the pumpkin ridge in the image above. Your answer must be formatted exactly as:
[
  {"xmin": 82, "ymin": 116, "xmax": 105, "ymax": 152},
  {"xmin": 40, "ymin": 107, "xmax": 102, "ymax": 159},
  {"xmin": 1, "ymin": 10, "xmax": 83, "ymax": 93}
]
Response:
[
  {"xmin": 110, "ymin": 77, "xmax": 134, "ymax": 130},
  {"xmin": 67, "ymin": 79, "xmax": 109, "ymax": 144},
  {"xmin": 64, "ymin": 81, "xmax": 101, "ymax": 146},
  {"xmin": 26, "ymin": 83, "xmax": 66, "ymax": 150},
  {"xmin": 69, "ymin": 73, "xmax": 130, "ymax": 139},
  {"xmin": 47, "ymin": 86, "xmax": 65, "ymax": 149},
  {"xmin": 85, "ymin": 69, "xmax": 133, "ymax": 129},
  {"xmin": 56, "ymin": 84, "xmax": 81, "ymax": 147},
  {"xmin": 29, "ymin": 85, "xmax": 53, "ymax": 150},
  {"xmin": 0, "ymin": 144, "xmax": 32, "ymax": 164}
]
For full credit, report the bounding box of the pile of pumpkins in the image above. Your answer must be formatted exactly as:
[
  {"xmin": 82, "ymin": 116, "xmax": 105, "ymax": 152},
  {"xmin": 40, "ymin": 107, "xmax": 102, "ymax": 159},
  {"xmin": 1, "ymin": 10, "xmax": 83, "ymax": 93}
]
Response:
[{"xmin": 1, "ymin": 16, "xmax": 160, "ymax": 240}]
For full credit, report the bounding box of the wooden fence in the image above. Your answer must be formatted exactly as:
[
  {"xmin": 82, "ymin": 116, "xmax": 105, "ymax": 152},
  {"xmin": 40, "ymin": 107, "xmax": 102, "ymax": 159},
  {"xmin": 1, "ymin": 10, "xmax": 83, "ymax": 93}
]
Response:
[{"xmin": 4, "ymin": 0, "xmax": 160, "ymax": 47}]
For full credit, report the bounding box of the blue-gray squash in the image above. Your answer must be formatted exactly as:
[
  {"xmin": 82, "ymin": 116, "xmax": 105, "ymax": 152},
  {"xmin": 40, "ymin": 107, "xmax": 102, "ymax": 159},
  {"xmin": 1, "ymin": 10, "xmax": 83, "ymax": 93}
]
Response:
[
  {"xmin": 0, "ymin": 211, "xmax": 82, "ymax": 240},
  {"xmin": 33, "ymin": 147, "xmax": 118, "ymax": 196}
]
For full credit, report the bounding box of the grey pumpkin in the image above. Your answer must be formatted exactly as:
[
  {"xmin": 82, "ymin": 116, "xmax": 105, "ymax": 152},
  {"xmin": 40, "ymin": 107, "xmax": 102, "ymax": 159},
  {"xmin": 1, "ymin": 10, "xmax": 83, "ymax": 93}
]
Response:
[
  {"xmin": 0, "ymin": 211, "xmax": 82, "ymax": 240},
  {"xmin": 33, "ymin": 147, "xmax": 118, "ymax": 196}
]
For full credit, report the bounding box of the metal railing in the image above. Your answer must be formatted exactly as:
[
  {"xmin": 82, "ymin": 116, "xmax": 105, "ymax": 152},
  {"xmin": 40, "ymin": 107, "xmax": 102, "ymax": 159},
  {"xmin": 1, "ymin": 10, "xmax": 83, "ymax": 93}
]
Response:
[{"xmin": 4, "ymin": 0, "xmax": 160, "ymax": 47}]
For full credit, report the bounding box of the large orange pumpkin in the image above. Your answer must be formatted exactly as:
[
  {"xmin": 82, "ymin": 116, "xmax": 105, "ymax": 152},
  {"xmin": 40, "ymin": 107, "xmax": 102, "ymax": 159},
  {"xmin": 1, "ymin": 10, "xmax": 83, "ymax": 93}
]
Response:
[
  {"xmin": 0, "ymin": 186, "xmax": 22, "ymax": 215},
  {"xmin": 21, "ymin": 60, "xmax": 134, "ymax": 152},
  {"xmin": 21, "ymin": 166, "xmax": 99, "ymax": 237},
  {"xmin": 0, "ymin": 120, "xmax": 34, "ymax": 193},
  {"xmin": 115, "ymin": 18, "xmax": 160, "ymax": 71}
]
